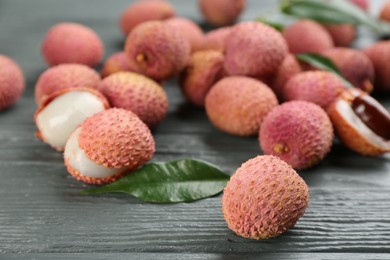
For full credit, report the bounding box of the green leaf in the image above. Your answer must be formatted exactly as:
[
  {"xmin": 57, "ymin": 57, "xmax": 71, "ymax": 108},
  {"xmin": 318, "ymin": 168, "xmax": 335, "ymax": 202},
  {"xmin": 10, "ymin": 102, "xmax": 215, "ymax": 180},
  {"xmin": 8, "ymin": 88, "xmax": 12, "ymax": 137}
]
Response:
[
  {"xmin": 280, "ymin": 0, "xmax": 390, "ymax": 34},
  {"xmin": 296, "ymin": 53, "xmax": 354, "ymax": 88},
  {"xmin": 81, "ymin": 159, "xmax": 230, "ymax": 204},
  {"xmin": 256, "ymin": 18, "xmax": 285, "ymax": 32}
]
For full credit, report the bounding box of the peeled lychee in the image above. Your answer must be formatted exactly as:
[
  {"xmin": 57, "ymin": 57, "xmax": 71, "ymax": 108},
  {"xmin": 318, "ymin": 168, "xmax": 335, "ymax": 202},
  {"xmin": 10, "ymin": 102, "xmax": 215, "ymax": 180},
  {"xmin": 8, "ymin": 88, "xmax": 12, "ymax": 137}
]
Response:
[
  {"xmin": 64, "ymin": 108, "xmax": 155, "ymax": 185},
  {"xmin": 284, "ymin": 71, "xmax": 346, "ymax": 110},
  {"xmin": 222, "ymin": 155, "xmax": 309, "ymax": 240},
  {"xmin": 42, "ymin": 22, "xmax": 104, "ymax": 67},
  {"xmin": 35, "ymin": 64, "xmax": 101, "ymax": 104},
  {"xmin": 119, "ymin": 0, "xmax": 175, "ymax": 35},
  {"xmin": 224, "ymin": 21, "xmax": 288, "ymax": 78},
  {"xmin": 35, "ymin": 88, "xmax": 109, "ymax": 151},
  {"xmin": 199, "ymin": 0, "xmax": 246, "ymax": 26},
  {"xmin": 202, "ymin": 27, "xmax": 232, "ymax": 52},
  {"xmin": 323, "ymin": 24, "xmax": 356, "ymax": 47},
  {"xmin": 180, "ymin": 50, "xmax": 224, "ymax": 107},
  {"xmin": 125, "ymin": 21, "xmax": 191, "ymax": 81},
  {"xmin": 205, "ymin": 76, "xmax": 278, "ymax": 136},
  {"xmin": 0, "ymin": 55, "xmax": 25, "ymax": 111},
  {"xmin": 363, "ymin": 41, "xmax": 390, "ymax": 92},
  {"xmin": 283, "ymin": 20, "xmax": 334, "ymax": 54},
  {"xmin": 101, "ymin": 52, "xmax": 138, "ymax": 78},
  {"xmin": 259, "ymin": 101, "xmax": 334, "ymax": 169},
  {"xmin": 321, "ymin": 48, "xmax": 374, "ymax": 92},
  {"xmin": 98, "ymin": 72, "xmax": 168, "ymax": 128},
  {"xmin": 164, "ymin": 17, "xmax": 204, "ymax": 52}
]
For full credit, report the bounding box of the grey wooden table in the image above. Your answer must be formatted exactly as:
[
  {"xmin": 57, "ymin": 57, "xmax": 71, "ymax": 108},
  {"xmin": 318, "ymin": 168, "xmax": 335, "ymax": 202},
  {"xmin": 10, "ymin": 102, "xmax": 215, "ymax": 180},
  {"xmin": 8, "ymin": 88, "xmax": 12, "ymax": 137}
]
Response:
[{"xmin": 1, "ymin": 0, "xmax": 390, "ymax": 259}]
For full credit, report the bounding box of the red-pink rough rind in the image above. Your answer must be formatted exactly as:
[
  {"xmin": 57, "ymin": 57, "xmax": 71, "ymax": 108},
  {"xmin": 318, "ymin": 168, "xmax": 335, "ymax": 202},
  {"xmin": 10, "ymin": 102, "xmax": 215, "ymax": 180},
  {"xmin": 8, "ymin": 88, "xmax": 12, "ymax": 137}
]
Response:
[
  {"xmin": 363, "ymin": 41, "xmax": 390, "ymax": 92},
  {"xmin": 125, "ymin": 21, "xmax": 191, "ymax": 81},
  {"xmin": 222, "ymin": 155, "xmax": 309, "ymax": 240},
  {"xmin": 78, "ymin": 108, "xmax": 155, "ymax": 169},
  {"xmin": 199, "ymin": 0, "xmax": 246, "ymax": 26},
  {"xmin": 259, "ymin": 101, "xmax": 334, "ymax": 170},
  {"xmin": 101, "ymin": 52, "xmax": 139, "ymax": 78},
  {"xmin": 323, "ymin": 24, "xmax": 356, "ymax": 47},
  {"xmin": 164, "ymin": 17, "xmax": 204, "ymax": 52},
  {"xmin": 283, "ymin": 20, "xmax": 334, "ymax": 54},
  {"xmin": 119, "ymin": 0, "xmax": 175, "ymax": 35},
  {"xmin": 351, "ymin": 0, "xmax": 368, "ymax": 10},
  {"xmin": 180, "ymin": 50, "xmax": 224, "ymax": 107},
  {"xmin": 0, "ymin": 55, "xmax": 25, "ymax": 111},
  {"xmin": 284, "ymin": 71, "xmax": 346, "ymax": 110},
  {"xmin": 98, "ymin": 72, "xmax": 168, "ymax": 128},
  {"xmin": 201, "ymin": 27, "xmax": 232, "ymax": 52},
  {"xmin": 42, "ymin": 22, "xmax": 104, "ymax": 67},
  {"xmin": 224, "ymin": 21, "xmax": 288, "ymax": 78},
  {"xmin": 380, "ymin": 0, "xmax": 390, "ymax": 21},
  {"xmin": 205, "ymin": 76, "xmax": 278, "ymax": 136},
  {"xmin": 35, "ymin": 63, "xmax": 101, "ymax": 104}
]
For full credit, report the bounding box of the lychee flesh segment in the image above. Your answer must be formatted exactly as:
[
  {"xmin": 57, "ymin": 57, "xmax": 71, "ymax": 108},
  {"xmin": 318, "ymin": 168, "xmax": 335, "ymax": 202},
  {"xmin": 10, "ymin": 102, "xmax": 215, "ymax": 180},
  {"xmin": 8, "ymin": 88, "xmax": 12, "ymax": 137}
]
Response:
[{"xmin": 36, "ymin": 90, "xmax": 106, "ymax": 151}]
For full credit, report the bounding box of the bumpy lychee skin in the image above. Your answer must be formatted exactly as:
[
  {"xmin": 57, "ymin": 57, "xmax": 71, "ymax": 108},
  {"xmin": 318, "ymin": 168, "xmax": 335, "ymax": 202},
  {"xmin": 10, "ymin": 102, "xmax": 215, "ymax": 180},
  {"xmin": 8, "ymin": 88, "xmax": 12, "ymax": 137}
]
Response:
[
  {"xmin": 363, "ymin": 41, "xmax": 390, "ymax": 92},
  {"xmin": 284, "ymin": 71, "xmax": 346, "ymax": 110},
  {"xmin": 101, "ymin": 52, "xmax": 139, "ymax": 78},
  {"xmin": 222, "ymin": 155, "xmax": 309, "ymax": 240},
  {"xmin": 205, "ymin": 76, "xmax": 278, "ymax": 136},
  {"xmin": 35, "ymin": 88, "xmax": 110, "ymax": 151},
  {"xmin": 0, "ymin": 55, "xmax": 25, "ymax": 111},
  {"xmin": 119, "ymin": 0, "xmax": 175, "ymax": 35},
  {"xmin": 98, "ymin": 72, "xmax": 168, "ymax": 128},
  {"xmin": 201, "ymin": 27, "xmax": 232, "ymax": 52},
  {"xmin": 380, "ymin": 0, "xmax": 390, "ymax": 21},
  {"xmin": 224, "ymin": 21, "xmax": 288, "ymax": 78},
  {"xmin": 125, "ymin": 21, "xmax": 191, "ymax": 81},
  {"xmin": 322, "ymin": 48, "xmax": 374, "ymax": 92},
  {"xmin": 64, "ymin": 108, "xmax": 155, "ymax": 184},
  {"xmin": 323, "ymin": 24, "xmax": 356, "ymax": 47},
  {"xmin": 283, "ymin": 20, "xmax": 334, "ymax": 54},
  {"xmin": 35, "ymin": 64, "xmax": 101, "ymax": 104},
  {"xmin": 199, "ymin": 0, "xmax": 246, "ymax": 26},
  {"xmin": 164, "ymin": 17, "xmax": 204, "ymax": 52},
  {"xmin": 180, "ymin": 50, "xmax": 224, "ymax": 107},
  {"xmin": 260, "ymin": 101, "xmax": 334, "ymax": 170},
  {"xmin": 42, "ymin": 22, "xmax": 104, "ymax": 67}
]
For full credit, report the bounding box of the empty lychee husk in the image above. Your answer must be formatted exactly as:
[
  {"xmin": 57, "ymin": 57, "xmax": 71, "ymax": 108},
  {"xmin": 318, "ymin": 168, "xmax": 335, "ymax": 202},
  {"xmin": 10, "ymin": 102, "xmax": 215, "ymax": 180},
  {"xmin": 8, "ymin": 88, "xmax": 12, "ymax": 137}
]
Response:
[{"xmin": 328, "ymin": 88, "xmax": 390, "ymax": 156}]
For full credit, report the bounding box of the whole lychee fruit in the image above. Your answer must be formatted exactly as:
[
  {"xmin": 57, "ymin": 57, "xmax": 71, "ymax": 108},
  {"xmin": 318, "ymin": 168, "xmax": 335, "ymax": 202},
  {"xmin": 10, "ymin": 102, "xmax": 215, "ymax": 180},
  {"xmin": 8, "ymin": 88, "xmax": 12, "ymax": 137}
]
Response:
[
  {"xmin": 284, "ymin": 71, "xmax": 346, "ymax": 110},
  {"xmin": 42, "ymin": 22, "xmax": 104, "ymax": 67},
  {"xmin": 363, "ymin": 41, "xmax": 390, "ymax": 92},
  {"xmin": 380, "ymin": 0, "xmax": 390, "ymax": 21},
  {"xmin": 283, "ymin": 20, "xmax": 334, "ymax": 54},
  {"xmin": 125, "ymin": 21, "xmax": 191, "ymax": 81},
  {"xmin": 224, "ymin": 21, "xmax": 288, "ymax": 78},
  {"xmin": 205, "ymin": 76, "xmax": 278, "ymax": 136},
  {"xmin": 202, "ymin": 27, "xmax": 232, "ymax": 52},
  {"xmin": 35, "ymin": 64, "xmax": 101, "ymax": 104},
  {"xmin": 0, "ymin": 55, "xmax": 25, "ymax": 111},
  {"xmin": 199, "ymin": 0, "xmax": 246, "ymax": 27},
  {"xmin": 98, "ymin": 72, "xmax": 168, "ymax": 128},
  {"xmin": 64, "ymin": 108, "xmax": 155, "ymax": 185},
  {"xmin": 222, "ymin": 155, "xmax": 309, "ymax": 240},
  {"xmin": 101, "ymin": 52, "xmax": 138, "ymax": 78},
  {"xmin": 119, "ymin": 0, "xmax": 175, "ymax": 35},
  {"xmin": 164, "ymin": 17, "xmax": 204, "ymax": 52},
  {"xmin": 259, "ymin": 101, "xmax": 334, "ymax": 169},
  {"xmin": 323, "ymin": 24, "xmax": 356, "ymax": 47},
  {"xmin": 35, "ymin": 88, "xmax": 109, "ymax": 151},
  {"xmin": 180, "ymin": 50, "xmax": 224, "ymax": 107},
  {"xmin": 322, "ymin": 48, "xmax": 374, "ymax": 92},
  {"xmin": 351, "ymin": 0, "xmax": 369, "ymax": 10}
]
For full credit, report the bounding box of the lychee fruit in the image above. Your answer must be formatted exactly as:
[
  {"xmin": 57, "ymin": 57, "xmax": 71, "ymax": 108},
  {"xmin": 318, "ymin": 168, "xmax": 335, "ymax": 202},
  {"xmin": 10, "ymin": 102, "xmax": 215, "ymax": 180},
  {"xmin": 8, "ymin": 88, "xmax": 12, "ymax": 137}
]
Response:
[
  {"xmin": 321, "ymin": 48, "xmax": 374, "ymax": 92},
  {"xmin": 0, "ymin": 55, "xmax": 25, "ymax": 111},
  {"xmin": 363, "ymin": 41, "xmax": 390, "ymax": 92},
  {"xmin": 202, "ymin": 27, "xmax": 232, "ymax": 52},
  {"xmin": 224, "ymin": 21, "xmax": 288, "ymax": 78},
  {"xmin": 98, "ymin": 72, "xmax": 168, "ymax": 128},
  {"xmin": 180, "ymin": 50, "xmax": 224, "ymax": 107},
  {"xmin": 35, "ymin": 88, "xmax": 109, "ymax": 151},
  {"xmin": 283, "ymin": 20, "xmax": 334, "ymax": 54},
  {"xmin": 64, "ymin": 108, "xmax": 155, "ymax": 185},
  {"xmin": 283, "ymin": 71, "xmax": 346, "ymax": 110},
  {"xmin": 164, "ymin": 17, "xmax": 204, "ymax": 52},
  {"xmin": 328, "ymin": 88, "xmax": 390, "ymax": 156},
  {"xmin": 199, "ymin": 0, "xmax": 246, "ymax": 27},
  {"xmin": 101, "ymin": 52, "xmax": 138, "ymax": 78},
  {"xmin": 380, "ymin": 0, "xmax": 390, "ymax": 22},
  {"xmin": 259, "ymin": 101, "xmax": 334, "ymax": 169},
  {"xmin": 42, "ymin": 22, "xmax": 104, "ymax": 67},
  {"xmin": 323, "ymin": 24, "xmax": 356, "ymax": 47},
  {"xmin": 222, "ymin": 155, "xmax": 309, "ymax": 240},
  {"xmin": 119, "ymin": 0, "xmax": 175, "ymax": 36},
  {"xmin": 35, "ymin": 63, "xmax": 101, "ymax": 104},
  {"xmin": 205, "ymin": 76, "xmax": 278, "ymax": 136},
  {"xmin": 125, "ymin": 21, "xmax": 191, "ymax": 81},
  {"xmin": 351, "ymin": 0, "xmax": 369, "ymax": 10}
]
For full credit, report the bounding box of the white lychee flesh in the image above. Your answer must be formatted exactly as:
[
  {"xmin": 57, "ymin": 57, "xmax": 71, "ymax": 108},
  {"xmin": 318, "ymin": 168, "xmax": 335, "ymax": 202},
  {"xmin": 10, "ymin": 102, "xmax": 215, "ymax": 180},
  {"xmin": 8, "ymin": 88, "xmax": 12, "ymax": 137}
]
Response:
[{"xmin": 36, "ymin": 91, "xmax": 106, "ymax": 150}]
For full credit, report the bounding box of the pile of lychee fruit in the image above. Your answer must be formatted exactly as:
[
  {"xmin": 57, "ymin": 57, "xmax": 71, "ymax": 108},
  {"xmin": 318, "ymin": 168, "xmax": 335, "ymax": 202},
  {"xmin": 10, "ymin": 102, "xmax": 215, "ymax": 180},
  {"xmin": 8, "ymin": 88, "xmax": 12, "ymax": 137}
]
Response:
[{"xmin": 1, "ymin": 0, "xmax": 390, "ymax": 240}]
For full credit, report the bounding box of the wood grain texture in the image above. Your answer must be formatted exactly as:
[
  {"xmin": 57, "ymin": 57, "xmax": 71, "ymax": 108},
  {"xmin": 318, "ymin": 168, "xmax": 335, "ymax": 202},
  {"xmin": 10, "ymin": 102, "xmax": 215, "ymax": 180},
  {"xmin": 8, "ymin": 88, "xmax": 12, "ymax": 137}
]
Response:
[{"xmin": 1, "ymin": 0, "xmax": 390, "ymax": 258}]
